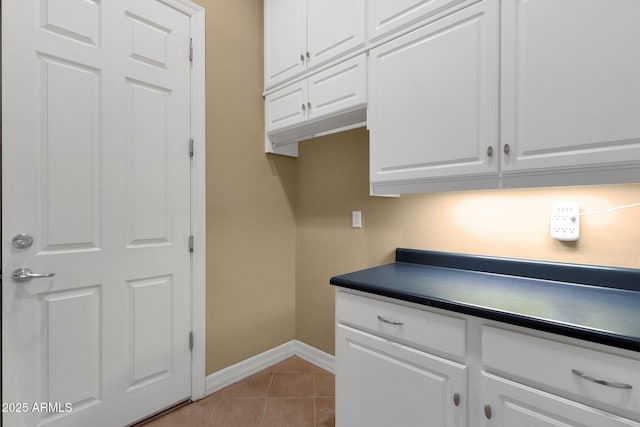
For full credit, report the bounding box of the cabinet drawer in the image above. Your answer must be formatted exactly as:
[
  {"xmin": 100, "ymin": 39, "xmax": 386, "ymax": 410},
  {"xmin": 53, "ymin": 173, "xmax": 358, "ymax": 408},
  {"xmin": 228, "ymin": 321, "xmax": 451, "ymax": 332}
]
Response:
[
  {"xmin": 483, "ymin": 326, "xmax": 640, "ymax": 419},
  {"xmin": 336, "ymin": 291, "xmax": 466, "ymax": 360}
]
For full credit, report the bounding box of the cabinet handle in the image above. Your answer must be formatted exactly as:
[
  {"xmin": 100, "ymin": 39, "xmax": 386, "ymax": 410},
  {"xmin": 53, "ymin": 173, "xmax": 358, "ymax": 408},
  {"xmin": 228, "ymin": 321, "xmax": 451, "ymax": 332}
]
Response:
[
  {"xmin": 377, "ymin": 315, "xmax": 403, "ymax": 326},
  {"xmin": 503, "ymin": 144, "xmax": 510, "ymax": 155},
  {"xmin": 306, "ymin": 51, "xmax": 310, "ymax": 60},
  {"xmin": 300, "ymin": 53, "xmax": 304, "ymax": 62},
  {"xmin": 487, "ymin": 146, "xmax": 494, "ymax": 157},
  {"xmin": 307, "ymin": 102, "xmax": 311, "ymax": 110},
  {"xmin": 484, "ymin": 404, "xmax": 492, "ymax": 419},
  {"xmin": 571, "ymin": 369, "xmax": 633, "ymax": 390},
  {"xmin": 453, "ymin": 393, "xmax": 460, "ymax": 407},
  {"xmin": 302, "ymin": 104, "xmax": 306, "ymax": 112}
]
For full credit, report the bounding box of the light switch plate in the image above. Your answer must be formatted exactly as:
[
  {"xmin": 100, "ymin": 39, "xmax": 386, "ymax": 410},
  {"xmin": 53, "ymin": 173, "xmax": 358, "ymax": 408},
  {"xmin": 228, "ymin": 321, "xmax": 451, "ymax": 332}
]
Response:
[{"xmin": 352, "ymin": 211, "xmax": 362, "ymax": 228}]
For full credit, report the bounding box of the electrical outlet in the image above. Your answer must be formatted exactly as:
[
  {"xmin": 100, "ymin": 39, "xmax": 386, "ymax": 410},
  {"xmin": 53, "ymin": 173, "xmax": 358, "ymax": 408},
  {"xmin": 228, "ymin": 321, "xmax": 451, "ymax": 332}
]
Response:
[{"xmin": 550, "ymin": 202, "xmax": 580, "ymax": 241}]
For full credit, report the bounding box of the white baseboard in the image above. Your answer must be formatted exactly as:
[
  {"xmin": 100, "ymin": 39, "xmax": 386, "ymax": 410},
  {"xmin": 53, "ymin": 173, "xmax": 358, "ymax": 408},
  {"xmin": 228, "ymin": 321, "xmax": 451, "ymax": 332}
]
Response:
[
  {"xmin": 204, "ymin": 340, "xmax": 335, "ymax": 396},
  {"xmin": 291, "ymin": 340, "xmax": 335, "ymax": 374}
]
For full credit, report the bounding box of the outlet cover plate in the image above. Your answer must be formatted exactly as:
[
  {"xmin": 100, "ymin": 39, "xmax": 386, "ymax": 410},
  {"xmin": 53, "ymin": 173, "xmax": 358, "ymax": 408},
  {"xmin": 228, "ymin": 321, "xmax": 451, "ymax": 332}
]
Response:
[{"xmin": 550, "ymin": 202, "xmax": 580, "ymax": 241}]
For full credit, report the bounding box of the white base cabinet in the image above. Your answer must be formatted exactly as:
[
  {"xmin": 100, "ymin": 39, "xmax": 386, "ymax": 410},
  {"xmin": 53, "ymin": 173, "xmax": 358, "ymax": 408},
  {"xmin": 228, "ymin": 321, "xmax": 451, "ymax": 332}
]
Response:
[
  {"xmin": 336, "ymin": 324, "xmax": 466, "ymax": 427},
  {"xmin": 336, "ymin": 291, "xmax": 468, "ymax": 427},
  {"xmin": 336, "ymin": 290, "xmax": 640, "ymax": 427},
  {"xmin": 481, "ymin": 373, "xmax": 640, "ymax": 427}
]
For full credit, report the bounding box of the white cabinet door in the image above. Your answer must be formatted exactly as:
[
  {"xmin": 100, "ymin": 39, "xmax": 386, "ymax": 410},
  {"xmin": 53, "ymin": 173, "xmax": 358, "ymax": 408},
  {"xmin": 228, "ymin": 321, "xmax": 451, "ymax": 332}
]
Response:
[
  {"xmin": 367, "ymin": 0, "xmax": 467, "ymax": 43},
  {"xmin": 481, "ymin": 372, "xmax": 640, "ymax": 427},
  {"xmin": 369, "ymin": 0, "xmax": 499, "ymax": 193},
  {"xmin": 500, "ymin": 0, "xmax": 640, "ymax": 178},
  {"xmin": 265, "ymin": 80, "xmax": 308, "ymax": 133},
  {"xmin": 264, "ymin": 0, "xmax": 307, "ymax": 89},
  {"xmin": 308, "ymin": 55, "xmax": 367, "ymax": 122},
  {"xmin": 307, "ymin": 0, "xmax": 365, "ymax": 70},
  {"xmin": 336, "ymin": 324, "xmax": 466, "ymax": 427}
]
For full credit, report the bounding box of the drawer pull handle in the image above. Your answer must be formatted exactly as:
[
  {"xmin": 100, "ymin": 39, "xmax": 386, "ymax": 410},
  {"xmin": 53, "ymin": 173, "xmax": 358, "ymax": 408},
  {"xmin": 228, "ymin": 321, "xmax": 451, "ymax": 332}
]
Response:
[
  {"xmin": 571, "ymin": 369, "xmax": 633, "ymax": 390},
  {"xmin": 377, "ymin": 315, "xmax": 403, "ymax": 326}
]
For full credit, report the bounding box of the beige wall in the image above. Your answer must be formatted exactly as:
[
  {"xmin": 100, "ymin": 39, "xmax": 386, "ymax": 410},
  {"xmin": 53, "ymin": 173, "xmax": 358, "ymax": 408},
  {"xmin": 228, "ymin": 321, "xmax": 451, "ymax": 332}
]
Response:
[
  {"xmin": 198, "ymin": 0, "xmax": 297, "ymax": 375},
  {"xmin": 295, "ymin": 127, "xmax": 640, "ymax": 355}
]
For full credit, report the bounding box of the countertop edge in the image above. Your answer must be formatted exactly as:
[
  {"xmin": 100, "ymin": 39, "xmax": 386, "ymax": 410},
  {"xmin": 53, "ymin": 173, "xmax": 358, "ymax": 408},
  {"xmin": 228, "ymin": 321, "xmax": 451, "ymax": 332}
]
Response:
[{"xmin": 330, "ymin": 277, "xmax": 640, "ymax": 353}]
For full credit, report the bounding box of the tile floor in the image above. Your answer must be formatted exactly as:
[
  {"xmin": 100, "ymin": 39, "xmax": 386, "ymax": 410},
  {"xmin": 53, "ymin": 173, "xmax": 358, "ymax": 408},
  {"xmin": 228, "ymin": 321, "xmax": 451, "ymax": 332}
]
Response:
[{"xmin": 143, "ymin": 356, "xmax": 335, "ymax": 427}]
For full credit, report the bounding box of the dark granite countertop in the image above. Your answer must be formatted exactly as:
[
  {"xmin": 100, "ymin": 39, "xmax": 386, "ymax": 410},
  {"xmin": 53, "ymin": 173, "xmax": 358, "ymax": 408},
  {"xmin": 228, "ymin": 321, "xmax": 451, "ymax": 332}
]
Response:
[{"xmin": 330, "ymin": 249, "xmax": 640, "ymax": 352}]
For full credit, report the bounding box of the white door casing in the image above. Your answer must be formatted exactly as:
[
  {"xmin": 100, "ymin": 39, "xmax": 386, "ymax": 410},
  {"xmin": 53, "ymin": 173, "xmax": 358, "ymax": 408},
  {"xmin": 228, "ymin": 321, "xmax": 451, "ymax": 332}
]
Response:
[{"xmin": 1, "ymin": 0, "xmax": 206, "ymax": 425}]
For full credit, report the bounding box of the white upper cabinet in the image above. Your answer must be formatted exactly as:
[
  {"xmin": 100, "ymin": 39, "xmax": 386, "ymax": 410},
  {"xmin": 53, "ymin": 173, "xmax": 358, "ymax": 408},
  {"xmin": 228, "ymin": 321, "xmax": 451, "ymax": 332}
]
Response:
[
  {"xmin": 307, "ymin": 0, "xmax": 366, "ymax": 70},
  {"xmin": 264, "ymin": 79, "xmax": 308, "ymax": 134},
  {"xmin": 264, "ymin": 0, "xmax": 366, "ymax": 90},
  {"xmin": 369, "ymin": 0, "xmax": 499, "ymax": 195},
  {"xmin": 307, "ymin": 54, "xmax": 367, "ymax": 122},
  {"xmin": 367, "ymin": 0, "xmax": 468, "ymax": 44},
  {"xmin": 264, "ymin": 0, "xmax": 307, "ymax": 89},
  {"xmin": 266, "ymin": 54, "xmax": 367, "ymax": 149},
  {"xmin": 500, "ymin": 0, "xmax": 640, "ymax": 185}
]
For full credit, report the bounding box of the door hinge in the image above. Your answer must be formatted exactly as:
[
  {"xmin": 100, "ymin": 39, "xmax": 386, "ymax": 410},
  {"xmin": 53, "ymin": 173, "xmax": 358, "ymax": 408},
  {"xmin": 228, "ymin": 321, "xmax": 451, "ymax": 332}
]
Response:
[
  {"xmin": 189, "ymin": 235, "xmax": 194, "ymax": 253},
  {"xmin": 189, "ymin": 331, "xmax": 194, "ymax": 351},
  {"xmin": 189, "ymin": 138, "xmax": 194, "ymax": 157},
  {"xmin": 189, "ymin": 38, "xmax": 193, "ymax": 62}
]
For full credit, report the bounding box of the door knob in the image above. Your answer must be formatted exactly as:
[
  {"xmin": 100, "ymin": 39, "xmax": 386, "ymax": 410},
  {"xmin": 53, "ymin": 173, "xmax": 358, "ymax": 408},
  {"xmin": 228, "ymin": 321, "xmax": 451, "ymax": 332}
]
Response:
[{"xmin": 12, "ymin": 267, "xmax": 55, "ymax": 283}]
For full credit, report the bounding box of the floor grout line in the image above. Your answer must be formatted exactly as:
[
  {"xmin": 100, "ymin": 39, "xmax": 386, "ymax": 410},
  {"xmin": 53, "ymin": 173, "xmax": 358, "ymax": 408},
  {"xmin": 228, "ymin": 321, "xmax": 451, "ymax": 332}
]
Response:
[{"xmin": 145, "ymin": 356, "xmax": 334, "ymax": 426}]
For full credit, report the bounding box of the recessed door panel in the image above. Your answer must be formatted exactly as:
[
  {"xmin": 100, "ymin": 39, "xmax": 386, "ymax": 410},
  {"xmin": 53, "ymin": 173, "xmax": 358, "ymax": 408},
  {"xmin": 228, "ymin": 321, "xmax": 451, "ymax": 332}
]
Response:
[
  {"xmin": 126, "ymin": 12, "xmax": 171, "ymax": 69},
  {"xmin": 40, "ymin": 56, "xmax": 102, "ymax": 253},
  {"xmin": 128, "ymin": 276, "xmax": 172, "ymax": 390},
  {"xmin": 43, "ymin": 287, "xmax": 102, "ymax": 415},
  {"xmin": 126, "ymin": 80, "xmax": 172, "ymax": 247},
  {"xmin": 40, "ymin": 0, "xmax": 101, "ymax": 47}
]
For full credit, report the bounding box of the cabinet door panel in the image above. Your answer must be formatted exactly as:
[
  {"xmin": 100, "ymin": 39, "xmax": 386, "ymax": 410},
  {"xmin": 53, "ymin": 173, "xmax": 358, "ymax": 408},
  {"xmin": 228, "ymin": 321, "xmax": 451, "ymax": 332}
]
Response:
[
  {"xmin": 501, "ymin": 0, "xmax": 640, "ymax": 175},
  {"xmin": 265, "ymin": 0, "xmax": 306, "ymax": 89},
  {"xmin": 482, "ymin": 373, "xmax": 640, "ymax": 427},
  {"xmin": 308, "ymin": 55, "xmax": 366, "ymax": 122},
  {"xmin": 369, "ymin": 1, "xmax": 499, "ymax": 188},
  {"xmin": 307, "ymin": 0, "xmax": 365, "ymax": 69},
  {"xmin": 265, "ymin": 80, "xmax": 308, "ymax": 132},
  {"xmin": 367, "ymin": 0, "xmax": 468, "ymax": 43},
  {"xmin": 483, "ymin": 326, "xmax": 640, "ymax": 419},
  {"xmin": 336, "ymin": 324, "xmax": 466, "ymax": 427}
]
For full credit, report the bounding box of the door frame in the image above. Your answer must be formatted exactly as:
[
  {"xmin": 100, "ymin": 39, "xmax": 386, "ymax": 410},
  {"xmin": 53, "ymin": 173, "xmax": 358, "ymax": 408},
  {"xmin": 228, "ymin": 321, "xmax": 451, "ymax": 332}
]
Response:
[
  {"xmin": 159, "ymin": 0, "xmax": 207, "ymax": 400},
  {"xmin": 0, "ymin": 0, "xmax": 207, "ymax": 403}
]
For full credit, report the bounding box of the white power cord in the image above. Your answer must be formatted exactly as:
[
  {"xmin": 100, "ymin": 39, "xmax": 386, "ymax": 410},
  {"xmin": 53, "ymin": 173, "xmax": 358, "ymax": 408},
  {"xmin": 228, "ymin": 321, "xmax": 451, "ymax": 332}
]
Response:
[{"xmin": 576, "ymin": 202, "xmax": 640, "ymax": 217}]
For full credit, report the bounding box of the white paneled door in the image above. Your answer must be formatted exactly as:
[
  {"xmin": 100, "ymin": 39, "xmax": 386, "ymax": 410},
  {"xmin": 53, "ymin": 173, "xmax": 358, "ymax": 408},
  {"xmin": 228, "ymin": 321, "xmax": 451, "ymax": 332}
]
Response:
[{"xmin": 2, "ymin": 1, "xmax": 193, "ymax": 426}]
